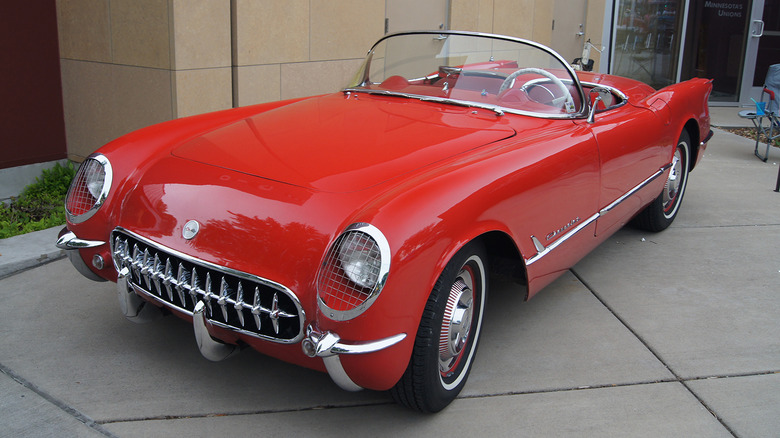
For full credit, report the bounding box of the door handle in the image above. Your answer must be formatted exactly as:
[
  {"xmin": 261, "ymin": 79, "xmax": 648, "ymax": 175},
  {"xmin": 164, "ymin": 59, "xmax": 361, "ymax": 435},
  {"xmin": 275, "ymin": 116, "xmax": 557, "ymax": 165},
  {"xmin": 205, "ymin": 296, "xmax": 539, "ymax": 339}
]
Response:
[{"xmin": 752, "ymin": 20, "xmax": 764, "ymax": 37}]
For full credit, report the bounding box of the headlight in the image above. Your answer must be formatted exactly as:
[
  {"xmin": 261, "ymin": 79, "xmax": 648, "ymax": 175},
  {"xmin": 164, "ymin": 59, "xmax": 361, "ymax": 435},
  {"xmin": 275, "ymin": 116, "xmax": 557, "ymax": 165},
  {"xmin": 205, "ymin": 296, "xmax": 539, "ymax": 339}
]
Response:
[
  {"xmin": 338, "ymin": 232, "xmax": 381, "ymax": 288},
  {"xmin": 316, "ymin": 223, "xmax": 390, "ymax": 321},
  {"xmin": 65, "ymin": 154, "xmax": 113, "ymax": 224}
]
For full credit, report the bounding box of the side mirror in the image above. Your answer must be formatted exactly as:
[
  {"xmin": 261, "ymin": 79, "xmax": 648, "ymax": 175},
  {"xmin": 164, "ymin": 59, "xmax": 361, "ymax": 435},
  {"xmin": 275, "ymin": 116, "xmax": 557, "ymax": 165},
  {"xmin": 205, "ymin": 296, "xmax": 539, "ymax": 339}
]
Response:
[{"xmin": 587, "ymin": 87, "xmax": 611, "ymax": 124}]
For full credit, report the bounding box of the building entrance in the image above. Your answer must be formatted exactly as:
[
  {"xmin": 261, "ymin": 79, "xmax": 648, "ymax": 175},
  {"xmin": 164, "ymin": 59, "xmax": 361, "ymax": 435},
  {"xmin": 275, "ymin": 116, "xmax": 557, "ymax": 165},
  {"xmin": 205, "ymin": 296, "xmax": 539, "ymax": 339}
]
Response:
[
  {"xmin": 681, "ymin": 0, "xmax": 754, "ymax": 102},
  {"xmin": 609, "ymin": 0, "xmax": 778, "ymax": 105}
]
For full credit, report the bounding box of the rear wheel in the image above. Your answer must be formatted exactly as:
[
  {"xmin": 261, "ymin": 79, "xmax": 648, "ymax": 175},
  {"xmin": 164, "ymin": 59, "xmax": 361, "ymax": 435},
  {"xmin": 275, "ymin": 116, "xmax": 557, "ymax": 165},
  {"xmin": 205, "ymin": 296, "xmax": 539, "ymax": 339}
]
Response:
[
  {"xmin": 390, "ymin": 241, "xmax": 487, "ymax": 412},
  {"xmin": 633, "ymin": 131, "xmax": 691, "ymax": 232}
]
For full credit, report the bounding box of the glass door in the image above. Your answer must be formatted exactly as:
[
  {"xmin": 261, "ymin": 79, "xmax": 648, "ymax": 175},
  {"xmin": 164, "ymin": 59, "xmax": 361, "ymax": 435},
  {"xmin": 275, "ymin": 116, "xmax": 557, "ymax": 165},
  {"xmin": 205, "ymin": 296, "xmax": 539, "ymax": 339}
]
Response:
[
  {"xmin": 679, "ymin": 0, "xmax": 754, "ymax": 102},
  {"xmin": 611, "ymin": 0, "xmax": 686, "ymax": 89},
  {"xmin": 749, "ymin": 0, "xmax": 780, "ymax": 101}
]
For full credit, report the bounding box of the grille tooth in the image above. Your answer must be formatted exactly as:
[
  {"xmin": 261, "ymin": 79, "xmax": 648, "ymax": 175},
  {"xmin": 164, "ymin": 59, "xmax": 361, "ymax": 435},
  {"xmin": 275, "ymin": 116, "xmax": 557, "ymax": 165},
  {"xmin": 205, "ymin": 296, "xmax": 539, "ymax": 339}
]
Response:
[
  {"xmin": 271, "ymin": 292, "xmax": 280, "ymax": 334},
  {"xmin": 235, "ymin": 282, "xmax": 246, "ymax": 327},
  {"xmin": 176, "ymin": 263, "xmax": 190, "ymax": 308},
  {"xmin": 132, "ymin": 244, "xmax": 142, "ymax": 283},
  {"xmin": 204, "ymin": 272, "xmax": 214, "ymax": 316},
  {"xmin": 163, "ymin": 259, "xmax": 174, "ymax": 301},
  {"xmin": 152, "ymin": 254, "xmax": 163, "ymax": 296},
  {"xmin": 110, "ymin": 230, "xmax": 303, "ymax": 342},
  {"xmin": 189, "ymin": 267, "xmax": 200, "ymax": 303},
  {"xmin": 252, "ymin": 286, "xmax": 263, "ymax": 330},
  {"xmin": 112, "ymin": 236, "xmax": 123, "ymax": 268},
  {"xmin": 141, "ymin": 249, "xmax": 151, "ymax": 290},
  {"xmin": 218, "ymin": 277, "xmax": 231, "ymax": 322}
]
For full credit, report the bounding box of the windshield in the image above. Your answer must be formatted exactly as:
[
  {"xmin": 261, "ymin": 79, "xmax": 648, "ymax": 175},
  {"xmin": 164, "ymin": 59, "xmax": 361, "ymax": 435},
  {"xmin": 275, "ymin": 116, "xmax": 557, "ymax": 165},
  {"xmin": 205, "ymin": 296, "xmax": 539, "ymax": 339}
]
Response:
[{"xmin": 346, "ymin": 31, "xmax": 585, "ymax": 118}]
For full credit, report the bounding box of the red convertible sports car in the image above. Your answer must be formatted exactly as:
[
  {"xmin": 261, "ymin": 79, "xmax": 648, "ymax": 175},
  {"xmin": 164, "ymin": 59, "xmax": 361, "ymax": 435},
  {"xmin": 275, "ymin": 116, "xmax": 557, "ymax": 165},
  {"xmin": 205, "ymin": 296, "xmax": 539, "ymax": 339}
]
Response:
[{"xmin": 57, "ymin": 31, "xmax": 713, "ymax": 412}]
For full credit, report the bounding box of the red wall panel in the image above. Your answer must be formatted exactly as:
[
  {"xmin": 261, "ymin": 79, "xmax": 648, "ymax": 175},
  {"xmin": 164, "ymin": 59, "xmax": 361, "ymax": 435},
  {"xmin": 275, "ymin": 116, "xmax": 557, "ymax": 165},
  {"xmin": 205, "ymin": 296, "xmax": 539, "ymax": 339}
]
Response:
[{"xmin": 0, "ymin": 1, "xmax": 67, "ymax": 169}]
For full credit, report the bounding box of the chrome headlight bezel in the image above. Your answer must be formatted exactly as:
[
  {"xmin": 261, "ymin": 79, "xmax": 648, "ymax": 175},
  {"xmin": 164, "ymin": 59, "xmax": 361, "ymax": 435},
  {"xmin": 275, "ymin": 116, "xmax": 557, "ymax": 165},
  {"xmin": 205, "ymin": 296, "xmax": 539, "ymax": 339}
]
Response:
[
  {"xmin": 316, "ymin": 223, "xmax": 391, "ymax": 321},
  {"xmin": 65, "ymin": 154, "xmax": 113, "ymax": 224}
]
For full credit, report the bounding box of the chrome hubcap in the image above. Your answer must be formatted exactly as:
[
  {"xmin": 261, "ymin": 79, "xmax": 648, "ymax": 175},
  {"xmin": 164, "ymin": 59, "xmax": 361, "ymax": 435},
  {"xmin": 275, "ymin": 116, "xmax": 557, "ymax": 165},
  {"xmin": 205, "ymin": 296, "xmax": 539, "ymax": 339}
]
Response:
[
  {"xmin": 439, "ymin": 269, "xmax": 474, "ymax": 376},
  {"xmin": 663, "ymin": 147, "xmax": 683, "ymax": 212}
]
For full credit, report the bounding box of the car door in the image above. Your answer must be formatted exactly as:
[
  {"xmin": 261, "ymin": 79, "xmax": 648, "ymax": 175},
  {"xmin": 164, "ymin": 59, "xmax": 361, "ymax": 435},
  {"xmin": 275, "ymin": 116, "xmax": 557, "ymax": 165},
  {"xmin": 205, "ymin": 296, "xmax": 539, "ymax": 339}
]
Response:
[
  {"xmin": 583, "ymin": 105, "xmax": 669, "ymax": 236},
  {"xmin": 508, "ymin": 118, "xmax": 602, "ymax": 296}
]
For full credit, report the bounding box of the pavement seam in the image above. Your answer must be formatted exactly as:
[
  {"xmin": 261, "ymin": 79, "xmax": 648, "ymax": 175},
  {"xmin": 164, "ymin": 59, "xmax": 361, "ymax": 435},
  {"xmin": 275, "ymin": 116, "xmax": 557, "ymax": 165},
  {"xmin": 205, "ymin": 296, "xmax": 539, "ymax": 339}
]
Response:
[
  {"xmin": 98, "ymin": 401, "xmax": 396, "ymax": 425},
  {"xmin": 95, "ymin": 369, "xmax": 780, "ymax": 425},
  {"xmin": 569, "ymin": 268, "xmax": 740, "ymax": 438},
  {"xmin": 672, "ymin": 223, "xmax": 780, "ymax": 229},
  {"xmin": 0, "ymin": 362, "xmax": 118, "ymax": 438}
]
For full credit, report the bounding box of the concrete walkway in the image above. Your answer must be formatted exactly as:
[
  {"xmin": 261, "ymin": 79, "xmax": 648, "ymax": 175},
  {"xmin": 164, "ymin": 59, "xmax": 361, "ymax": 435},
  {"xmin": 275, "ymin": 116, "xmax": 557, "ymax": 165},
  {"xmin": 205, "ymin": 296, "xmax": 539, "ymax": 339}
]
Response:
[{"xmin": 1, "ymin": 126, "xmax": 778, "ymax": 437}]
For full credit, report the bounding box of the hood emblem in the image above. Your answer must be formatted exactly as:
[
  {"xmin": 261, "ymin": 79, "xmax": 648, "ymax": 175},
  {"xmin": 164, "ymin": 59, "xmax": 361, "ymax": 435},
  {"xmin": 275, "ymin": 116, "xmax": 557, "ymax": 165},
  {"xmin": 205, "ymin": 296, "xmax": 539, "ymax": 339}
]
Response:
[{"xmin": 182, "ymin": 220, "xmax": 200, "ymax": 240}]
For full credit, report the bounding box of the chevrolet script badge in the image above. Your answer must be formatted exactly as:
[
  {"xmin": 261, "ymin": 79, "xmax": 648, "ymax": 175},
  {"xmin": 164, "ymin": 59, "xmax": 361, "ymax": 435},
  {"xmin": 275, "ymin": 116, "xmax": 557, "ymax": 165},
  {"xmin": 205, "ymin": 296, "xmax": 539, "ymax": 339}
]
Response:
[{"xmin": 182, "ymin": 220, "xmax": 200, "ymax": 240}]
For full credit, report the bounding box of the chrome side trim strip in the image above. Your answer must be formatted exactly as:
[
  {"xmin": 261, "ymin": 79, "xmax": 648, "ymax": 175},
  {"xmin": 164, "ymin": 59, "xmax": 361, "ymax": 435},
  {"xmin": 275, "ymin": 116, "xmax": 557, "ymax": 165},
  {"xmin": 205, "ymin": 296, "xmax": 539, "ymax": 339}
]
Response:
[
  {"xmin": 527, "ymin": 164, "xmax": 672, "ymax": 266},
  {"xmin": 600, "ymin": 164, "xmax": 671, "ymax": 215},
  {"xmin": 527, "ymin": 213, "xmax": 598, "ymax": 265}
]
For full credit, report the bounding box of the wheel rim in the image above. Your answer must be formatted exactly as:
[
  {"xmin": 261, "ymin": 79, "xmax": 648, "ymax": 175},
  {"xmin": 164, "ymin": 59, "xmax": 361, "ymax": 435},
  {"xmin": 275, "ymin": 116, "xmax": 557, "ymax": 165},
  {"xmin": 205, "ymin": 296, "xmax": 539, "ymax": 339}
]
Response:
[
  {"xmin": 662, "ymin": 145, "xmax": 685, "ymax": 215},
  {"xmin": 439, "ymin": 265, "xmax": 475, "ymax": 378}
]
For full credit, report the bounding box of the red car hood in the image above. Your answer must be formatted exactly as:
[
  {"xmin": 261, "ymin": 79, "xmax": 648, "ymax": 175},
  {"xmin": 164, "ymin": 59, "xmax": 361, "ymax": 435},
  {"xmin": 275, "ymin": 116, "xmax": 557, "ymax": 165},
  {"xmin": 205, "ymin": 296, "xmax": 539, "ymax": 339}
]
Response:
[{"xmin": 172, "ymin": 94, "xmax": 516, "ymax": 193}]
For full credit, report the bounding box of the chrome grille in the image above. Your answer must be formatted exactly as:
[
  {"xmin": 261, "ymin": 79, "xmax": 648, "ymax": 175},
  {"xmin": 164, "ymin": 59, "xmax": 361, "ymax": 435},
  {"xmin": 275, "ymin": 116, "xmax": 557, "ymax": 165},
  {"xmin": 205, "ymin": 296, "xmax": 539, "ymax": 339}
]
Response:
[{"xmin": 111, "ymin": 229, "xmax": 304, "ymax": 343}]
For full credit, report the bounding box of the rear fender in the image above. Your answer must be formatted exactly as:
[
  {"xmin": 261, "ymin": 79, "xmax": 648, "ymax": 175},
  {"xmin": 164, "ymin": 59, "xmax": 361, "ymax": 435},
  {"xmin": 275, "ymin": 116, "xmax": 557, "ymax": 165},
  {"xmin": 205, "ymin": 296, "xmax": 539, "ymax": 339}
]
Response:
[{"xmin": 639, "ymin": 78, "xmax": 713, "ymax": 170}]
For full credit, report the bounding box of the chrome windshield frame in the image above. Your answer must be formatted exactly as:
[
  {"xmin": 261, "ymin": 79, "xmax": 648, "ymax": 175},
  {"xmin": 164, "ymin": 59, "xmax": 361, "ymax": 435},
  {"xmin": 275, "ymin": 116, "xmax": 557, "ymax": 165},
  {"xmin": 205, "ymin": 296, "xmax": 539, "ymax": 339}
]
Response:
[{"xmin": 344, "ymin": 30, "xmax": 590, "ymax": 120}]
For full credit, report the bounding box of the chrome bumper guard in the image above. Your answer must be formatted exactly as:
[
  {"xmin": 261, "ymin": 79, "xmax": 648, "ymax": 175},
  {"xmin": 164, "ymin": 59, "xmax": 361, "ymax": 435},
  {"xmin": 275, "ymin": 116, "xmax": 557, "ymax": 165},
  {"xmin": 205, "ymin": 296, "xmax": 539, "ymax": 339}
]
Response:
[
  {"xmin": 301, "ymin": 324, "xmax": 406, "ymax": 391},
  {"xmin": 56, "ymin": 228, "xmax": 107, "ymax": 282},
  {"xmin": 56, "ymin": 229, "xmax": 105, "ymax": 250}
]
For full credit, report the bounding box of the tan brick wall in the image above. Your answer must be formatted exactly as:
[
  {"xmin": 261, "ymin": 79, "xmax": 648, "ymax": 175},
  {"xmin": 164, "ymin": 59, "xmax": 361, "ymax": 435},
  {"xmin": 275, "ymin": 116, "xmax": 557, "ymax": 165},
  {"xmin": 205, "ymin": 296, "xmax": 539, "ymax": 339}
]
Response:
[
  {"xmin": 57, "ymin": 0, "xmax": 232, "ymax": 160},
  {"xmin": 232, "ymin": 0, "xmax": 384, "ymax": 106},
  {"xmin": 57, "ymin": 0, "xmax": 607, "ymax": 159}
]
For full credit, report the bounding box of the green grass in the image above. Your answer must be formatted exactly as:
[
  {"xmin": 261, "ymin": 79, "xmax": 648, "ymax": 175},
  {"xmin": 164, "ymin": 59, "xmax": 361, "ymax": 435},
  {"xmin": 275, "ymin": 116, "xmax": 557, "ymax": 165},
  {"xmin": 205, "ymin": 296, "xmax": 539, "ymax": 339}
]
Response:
[{"xmin": 0, "ymin": 162, "xmax": 76, "ymax": 239}]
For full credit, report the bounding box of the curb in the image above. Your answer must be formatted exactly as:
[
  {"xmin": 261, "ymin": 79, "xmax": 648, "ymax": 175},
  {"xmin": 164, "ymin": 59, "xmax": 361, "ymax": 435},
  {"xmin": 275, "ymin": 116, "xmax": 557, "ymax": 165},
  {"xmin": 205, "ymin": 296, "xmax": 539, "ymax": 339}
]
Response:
[{"xmin": 0, "ymin": 226, "xmax": 66, "ymax": 279}]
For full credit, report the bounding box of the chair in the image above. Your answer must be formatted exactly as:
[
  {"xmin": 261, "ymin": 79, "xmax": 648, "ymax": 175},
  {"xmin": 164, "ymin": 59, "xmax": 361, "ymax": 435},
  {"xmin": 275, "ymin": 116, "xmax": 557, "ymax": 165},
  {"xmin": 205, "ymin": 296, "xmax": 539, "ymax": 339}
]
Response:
[{"xmin": 738, "ymin": 63, "xmax": 780, "ymax": 162}]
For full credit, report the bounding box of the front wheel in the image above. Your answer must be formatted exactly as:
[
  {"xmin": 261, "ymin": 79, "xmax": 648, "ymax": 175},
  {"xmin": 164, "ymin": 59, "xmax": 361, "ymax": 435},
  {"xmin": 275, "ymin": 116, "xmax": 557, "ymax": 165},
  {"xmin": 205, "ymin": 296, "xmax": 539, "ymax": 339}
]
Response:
[
  {"xmin": 633, "ymin": 131, "xmax": 691, "ymax": 232},
  {"xmin": 390, "ymin": 241, "xmax": 488, "ymax": 412}
]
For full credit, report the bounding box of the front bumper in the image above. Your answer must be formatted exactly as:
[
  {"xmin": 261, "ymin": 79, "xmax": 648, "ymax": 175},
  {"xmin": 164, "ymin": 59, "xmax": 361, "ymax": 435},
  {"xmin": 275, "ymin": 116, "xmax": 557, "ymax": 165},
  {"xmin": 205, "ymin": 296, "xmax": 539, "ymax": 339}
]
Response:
[
  {"xmin": 60, "ymin": 227, "xmax": 407, "ymax": 392},
  {"xmin": 301, "ymin": 325, "xmax": 406, "ymax": 391},
  {"xmin": 56, "ymin": 228, "xmax": 107, "ymax": 282}
]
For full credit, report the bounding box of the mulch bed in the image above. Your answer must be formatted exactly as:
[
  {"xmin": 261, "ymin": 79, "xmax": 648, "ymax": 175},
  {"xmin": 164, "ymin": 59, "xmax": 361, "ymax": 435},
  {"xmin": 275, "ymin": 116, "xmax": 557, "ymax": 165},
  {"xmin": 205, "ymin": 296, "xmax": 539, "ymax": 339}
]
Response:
[{"xmin": 719, "ymin": 126, "xmax": 780, "ymax": 147}]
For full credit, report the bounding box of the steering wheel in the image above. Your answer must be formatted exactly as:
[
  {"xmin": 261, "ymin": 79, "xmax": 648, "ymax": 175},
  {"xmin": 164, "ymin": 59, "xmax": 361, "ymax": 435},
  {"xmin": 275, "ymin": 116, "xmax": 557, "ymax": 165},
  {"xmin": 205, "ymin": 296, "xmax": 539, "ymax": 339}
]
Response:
[{"xmin": 498, "ymin": 68, "xmax": 575, "ymax": 112}]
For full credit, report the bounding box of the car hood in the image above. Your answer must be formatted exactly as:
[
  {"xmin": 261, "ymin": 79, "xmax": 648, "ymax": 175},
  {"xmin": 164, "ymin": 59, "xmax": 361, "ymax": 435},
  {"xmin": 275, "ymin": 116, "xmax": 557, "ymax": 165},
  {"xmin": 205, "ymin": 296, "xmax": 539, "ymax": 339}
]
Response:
[{"xmin": 171, "ymin": 93, "xmax": 516, "ymax": 193}]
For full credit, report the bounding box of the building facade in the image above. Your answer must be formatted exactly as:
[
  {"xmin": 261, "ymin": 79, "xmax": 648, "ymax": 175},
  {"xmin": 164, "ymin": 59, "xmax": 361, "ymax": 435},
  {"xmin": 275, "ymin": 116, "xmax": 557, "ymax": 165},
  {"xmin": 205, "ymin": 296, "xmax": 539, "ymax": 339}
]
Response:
[{"xmin": 1, "ymin": 0, "xmax": 778, "ymax": 184}]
